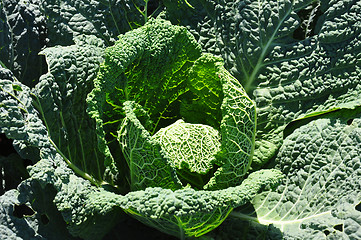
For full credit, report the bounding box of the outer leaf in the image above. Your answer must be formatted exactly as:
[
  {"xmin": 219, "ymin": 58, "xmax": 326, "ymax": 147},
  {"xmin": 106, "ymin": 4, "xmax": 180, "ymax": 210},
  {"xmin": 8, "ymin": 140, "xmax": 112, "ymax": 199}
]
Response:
[
  {"xmin": 0, "ymin": 0, "xmax": 150, "ymax": 86},
  {"xmin": 0, "ymin": 65, "xmax": 184, "ymax": 239},
  {"xmin": 38, "ymin": 0, "xmax": 148, "ymax": 46},
  {"xmin": 0, "ymin": 66, "xmax": 123, "ymax": 239},
  {"xmin": 162, "ymin": 0, "xmax": 220, "ymax": 56},
  {"xmin": 24, "ymin": 147, "xmax": 281, "ymax": 240},
  {"xmin": 252, "ymin": 111, "xmax": 361, "ymax": 239},
  {"xmin": 0, "ymin": 0, "xmax": 47, "ymax": 87},
  {"xmin": 26, "ymin": 157, "xmax": 282, "ymax": 240},
  {"xmin": 0, "ymin": 2, "xmax": 12, "ymax": 68},
  {"xmin": 0, "ymin": 190, "xmax": 44, "ymax": 240},
  {"xmin": 0, "ymin": 185, "xmax": 80, "ymax": 240},
  {"xmin": 31, "ymin": 35, "xmax": 114, "ymax": 186},
  {"xmin": 164, "ymin": 0, "xmax": 361, "ymax": 169},
  {"xmin": 0, "ymin": 66, "xmax": 50, "ymax": 158},
  {"xmin": 117, "ymin": 169, "xmax": 283, "ymax": 238},
  {"xmin": 0, "ymin": 67, "xmax": 83, "ymax": 239}
]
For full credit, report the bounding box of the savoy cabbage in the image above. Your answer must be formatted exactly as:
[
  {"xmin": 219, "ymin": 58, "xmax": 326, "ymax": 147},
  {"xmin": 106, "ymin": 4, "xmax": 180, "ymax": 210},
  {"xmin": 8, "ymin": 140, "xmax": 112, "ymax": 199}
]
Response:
[{"xmin": 1, "ymin": 0, "xmax": 361, "ymax": 239}]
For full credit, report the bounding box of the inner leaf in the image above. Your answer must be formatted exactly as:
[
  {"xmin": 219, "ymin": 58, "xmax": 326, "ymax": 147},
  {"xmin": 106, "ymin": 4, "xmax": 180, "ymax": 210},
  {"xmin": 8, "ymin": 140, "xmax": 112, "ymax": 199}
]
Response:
[{"xmin": 153, "ymin": 119, "xmax": 221, "ymax": 168}]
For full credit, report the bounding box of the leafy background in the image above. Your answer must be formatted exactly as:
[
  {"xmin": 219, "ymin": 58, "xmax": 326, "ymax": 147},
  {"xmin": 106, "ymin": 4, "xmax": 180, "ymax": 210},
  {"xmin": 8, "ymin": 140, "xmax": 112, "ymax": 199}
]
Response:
[{"xmin": 1, "ymin": 0, "xmax": 361, "ymax": 239}]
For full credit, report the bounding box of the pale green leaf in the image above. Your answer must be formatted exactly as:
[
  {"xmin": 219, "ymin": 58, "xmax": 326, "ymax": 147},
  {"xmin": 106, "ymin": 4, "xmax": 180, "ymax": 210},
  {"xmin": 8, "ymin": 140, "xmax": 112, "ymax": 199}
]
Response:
[{"xmin": 253, "ymin": 111, "xmax": 361, "ymax": 239}]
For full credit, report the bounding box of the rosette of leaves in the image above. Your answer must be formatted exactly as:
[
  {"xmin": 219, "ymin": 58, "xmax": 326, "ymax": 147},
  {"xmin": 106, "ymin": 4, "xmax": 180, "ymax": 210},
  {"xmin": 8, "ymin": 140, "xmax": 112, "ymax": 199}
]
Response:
[
  {"xmin": 87, "ymin": 18, "xmax": 282, "ymax": 238},
  {"xmin": 0, "ymin": 17, "xmax": 281, "ymax": 240}
]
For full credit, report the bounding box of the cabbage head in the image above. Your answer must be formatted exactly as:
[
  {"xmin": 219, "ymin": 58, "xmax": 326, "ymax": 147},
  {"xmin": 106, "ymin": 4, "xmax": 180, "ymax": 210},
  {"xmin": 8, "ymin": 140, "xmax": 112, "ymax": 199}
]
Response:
[{"xmin": 86, "ymin": 18, "xmax": 282, "ymax": 238}]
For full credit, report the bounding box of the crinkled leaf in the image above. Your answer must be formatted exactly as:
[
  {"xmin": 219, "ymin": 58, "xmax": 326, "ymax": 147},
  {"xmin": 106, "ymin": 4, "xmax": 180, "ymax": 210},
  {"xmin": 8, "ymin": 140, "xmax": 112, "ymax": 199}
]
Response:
[
  {"xmin": 164, "ymin": 0, "xmax": 361, "ymax": 169},
  {"xmin": 153, "ymin": 119, "xmax": 221, "ymax": 175},
  {"xmin": 162, "ymin": 0, "xmax": 220, "ymax": 55},
  {"xmin": 118, "ymin": 101, "xmax": 182, "ymax": 191},
  {"xmin": 252, "ymin": 110, "xmax": 361, "ymax": 239},
  {"xmin": 82, "ymin": 169, "xmax": 282, "ymax": 239},
  {"xmin": 38, "ymin": 0, "xmax": 148, "ymax": 46},
  {"xmin": 31, "ymin": 35, "xmax": 115, "ymax": 187},
  {"xmin": 20, "ymin": 144, "xmax": 126, "ymax": 240},
  {"xmin": 0, "ymin": 66, "xmax": 122, "ymax": 239},
  {"xmin": 87, "ymin": 17, "xmax": 202, "ymax": 137},
  {"xmin": 91, "ymin": 19, "xmax": 257, "ymax": 189},
  {"xmin": 206, "ymin": 60, "xmax": 256, "ymax": 189},
  {"xmin": 0, "ymin": 184, "xmax": 80, "ymax": 240},
  {"xmin": 178, "ymin": 53, "xmax": 257, "ymax": 190},
  {"xmin": 0, "ymin": 0, "xmax": 47, "ymax": 87},
  {"xmin": 0, "ymin": 0, "xmax": 152, "ymax": 86},
  {"xmin": 0, "ymin": 189, "xmax": 44, "ymax": 240},
  {"xmin": 0, "ymin": 66, "xmax": 50, "ymax": 159},
  {"xmin": 25, "ymin": 148, "xmax": 281, "ymax": 239},
  {"xmin": 0, "ymin": 2, "xmax": 12, "ymax": 68},
  {"xmin": 87, "ymin": 18, "xmax": 202, "ymax": 188}
]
